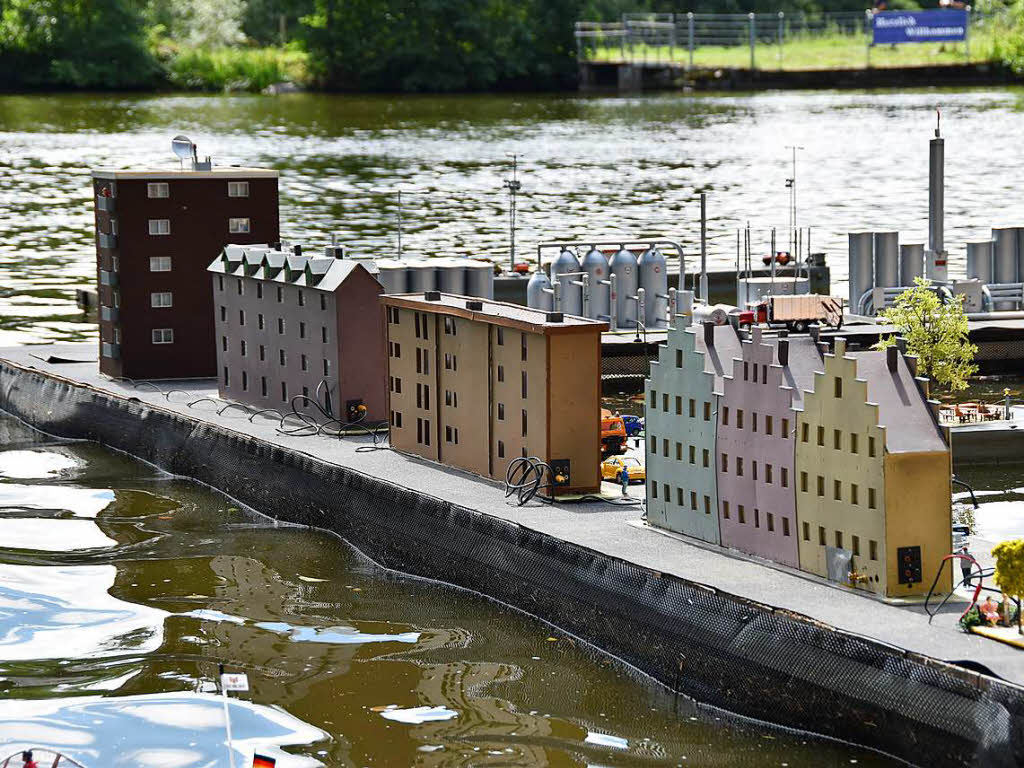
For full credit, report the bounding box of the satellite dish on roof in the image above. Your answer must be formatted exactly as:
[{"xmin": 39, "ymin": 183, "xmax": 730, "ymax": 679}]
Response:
[{"xmin": 171, "ymin": 135, "xmax": 194, "ymax": 168}]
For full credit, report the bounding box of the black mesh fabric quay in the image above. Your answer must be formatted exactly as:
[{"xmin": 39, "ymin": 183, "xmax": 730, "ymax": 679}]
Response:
[{"xmin": 1, "ymin": 359, "xmax": 1022, "ymax": 768}]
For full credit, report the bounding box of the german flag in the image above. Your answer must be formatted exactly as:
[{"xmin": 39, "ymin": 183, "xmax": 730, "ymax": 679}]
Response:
[{"xmin": 252, "ymin": 756, "xmax": 276, "ymax": 768}]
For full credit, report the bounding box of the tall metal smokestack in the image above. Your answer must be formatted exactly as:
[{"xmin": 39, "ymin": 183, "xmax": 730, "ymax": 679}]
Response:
[{"xmin": 926, "ymin": 110, "xmax": 947, "ymax": 282}]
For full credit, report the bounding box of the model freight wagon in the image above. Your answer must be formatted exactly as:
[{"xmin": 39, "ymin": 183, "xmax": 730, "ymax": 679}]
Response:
[{"xmin": 740, "ymin": 294, "xmax": 844, "ymax": 333}]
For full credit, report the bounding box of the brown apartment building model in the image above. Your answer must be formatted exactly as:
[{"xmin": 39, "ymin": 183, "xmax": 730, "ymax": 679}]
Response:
[
  {"xmin": 92, "ymin": 137, "xmax": 280, "ymax": 380},
  {"xmin": 381, "ymin": 292, "xmax": 607, "ymax": 495}
]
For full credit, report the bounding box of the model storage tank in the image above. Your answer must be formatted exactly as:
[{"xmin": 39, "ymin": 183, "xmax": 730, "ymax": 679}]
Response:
[
  {"xmin": 465, "ymin": 259, "xmax": 494, "ymax": 299},
  {"xmin": 609, "ymin": 246, "xmax": 639, "ymax": 329},
  {"xmin": 436, "ymin": 258, "xmax": 466, "ymax": 295},
  {"xmin": 550, "ymin": 247, "xmax": 583, "ymax": 316},
  {"xmin": 1016, "ymin": 227, "xmax": 1024, "ymax": 287},
  {"xmin": 692, "ymin": 302, "xmax": 728, "ymax": 326},
  {"xmin": 993, "ymin": 227, "xmax": 1018, "ymax": 309},
  {"xmin": 873, "ymin": 231, "xmax": 899, "ymax": 288},
  {"xmin": 406, "ymin": 260, "xmax": 437, "ymax": 293},
  {"xmin": 638, "ymin": 245, "xmax": 668, "ymax": 329},
  {"xmin": 581, "ymin": 246, "xmax": 609, "ymax": 320},
  {"xmin": 899, "ymin": 243, "xmax": 924, "ymax": 286},
  {"xmin": 375, "ymin": 259, "xmax": 408, "ymax": 294},
  {"xmin": 526, "ymin": 270, "xmax": 553, "ymax": 311},
  {"xmin": 966, "ymin": 241, "xmax": 994, "ymax": 284},
  {"xmin": 848, "ymin": 232, "xmax": 874, "ymax": 311}
]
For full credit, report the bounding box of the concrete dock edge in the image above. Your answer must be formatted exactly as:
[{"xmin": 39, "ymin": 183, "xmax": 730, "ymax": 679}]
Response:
[{"xmin": 1, "ymin": 358, "xmax": 1022, "ymax": 767}]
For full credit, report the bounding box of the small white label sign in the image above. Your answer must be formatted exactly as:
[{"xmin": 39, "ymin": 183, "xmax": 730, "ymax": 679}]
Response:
[{"xmin": 220, "ymin": 673, "xmax": 249, "ymax": 692}]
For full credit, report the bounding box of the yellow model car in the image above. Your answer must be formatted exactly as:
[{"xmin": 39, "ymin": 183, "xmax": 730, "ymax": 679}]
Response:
[{"xmin": 601, "ymin": 456, "xmax": 645, "ymax": 484}]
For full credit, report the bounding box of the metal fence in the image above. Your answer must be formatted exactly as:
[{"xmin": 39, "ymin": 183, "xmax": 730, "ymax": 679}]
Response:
[{"xmin": 575, "ymin": 10, "xmax": 987, "ymax": 70}]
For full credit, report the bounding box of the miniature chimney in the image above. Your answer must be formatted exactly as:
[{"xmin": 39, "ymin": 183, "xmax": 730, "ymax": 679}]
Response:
[
  {"xmin": 293, "ymin": 244, "xmax": 302, "ymax": 256},
  {"xmin": 777, "ymin": 337, "xmax": 790, "ymax": 367},
  {"xmin": 886, "ymin": 345, "xmax": 899, "ymax": 372},
  {"xmin": 809, "ymin": 325, "xmax": 820, "ymax": 343},
  {"xmin": 545, "ymin": 311, "xmax": 564, "ymax": 323},
  {"xmin": 834, "ymin": 337, "xmax": 847, "ymax": 357},
  {"xmin": 703, "ymin": 321, "xmax": 715, "ymax": 347},
  {"xmin": 424, "ymin": 290, "xmax": 440, "ymax": 301},
  {"xmin": 896, "ymin": 337, "xmax": 908, "ymax": 355}
]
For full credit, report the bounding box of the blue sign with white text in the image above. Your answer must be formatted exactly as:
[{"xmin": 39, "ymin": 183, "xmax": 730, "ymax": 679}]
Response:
[{"xmin": 872, "ymin": 10, "xmax": 968, "ymax": 46}]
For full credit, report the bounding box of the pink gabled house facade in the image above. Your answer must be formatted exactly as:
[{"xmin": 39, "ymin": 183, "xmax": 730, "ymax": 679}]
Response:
[{"xmin": 716, "ymin": 327, "xmax": 821, "ymax": 567}]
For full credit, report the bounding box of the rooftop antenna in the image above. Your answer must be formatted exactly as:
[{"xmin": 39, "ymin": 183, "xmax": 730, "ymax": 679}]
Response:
[
  {"xmin": 171, "ymin": 134, "xmax": 194, "ymax": 170},
  {"xmin": 784, "ymin": 145, "xmax": 803, "ymax": 258},
  {"xmin": 503, "ymin": 154, "xmax": 522, "ymax": 272}
]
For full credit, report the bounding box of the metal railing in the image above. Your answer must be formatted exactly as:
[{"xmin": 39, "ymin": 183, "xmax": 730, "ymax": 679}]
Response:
[{"xmin": 575, "ymin": 10, "xmax": 987, "ymax": 71}]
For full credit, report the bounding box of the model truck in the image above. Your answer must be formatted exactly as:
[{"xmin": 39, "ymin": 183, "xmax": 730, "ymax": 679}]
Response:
[{"xmin": 739, "ymin": 294, "xmax": 843, "ymax": 334}]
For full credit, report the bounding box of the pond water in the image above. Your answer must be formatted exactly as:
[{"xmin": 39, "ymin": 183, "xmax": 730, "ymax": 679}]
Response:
[
  {"xmin": 0, "ymin": 415, "xmax": 890, "ymax": 766},
  {"xmin": 3, "ymin": 88, "xmax": 1024, "ymax": 345}
]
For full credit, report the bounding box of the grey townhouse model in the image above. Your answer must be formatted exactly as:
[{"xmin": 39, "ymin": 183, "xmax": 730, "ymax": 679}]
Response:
[{"xmin": 208, "ymin": 243, "xmax": 387, "ymax": 423}]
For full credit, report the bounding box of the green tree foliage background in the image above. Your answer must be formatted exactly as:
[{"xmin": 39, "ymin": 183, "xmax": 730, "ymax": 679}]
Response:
[{"xmin": 0, "ymin": 0, "xmax": 1019, "ymax": 91}]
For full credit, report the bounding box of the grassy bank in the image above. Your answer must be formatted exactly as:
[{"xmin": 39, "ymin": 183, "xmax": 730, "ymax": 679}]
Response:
[
  {"xmin": 585, "ymin": 26, "xmax": 999, "ymax": 71},
  {"xmin": 160, "ymin": 45, "xmax": 310, "ymax": 92}
]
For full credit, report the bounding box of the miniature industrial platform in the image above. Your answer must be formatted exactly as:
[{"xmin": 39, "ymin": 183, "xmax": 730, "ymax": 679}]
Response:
[{"xmin": 1, "ymin": 343, "xmax": 1022, "ymax": 766}]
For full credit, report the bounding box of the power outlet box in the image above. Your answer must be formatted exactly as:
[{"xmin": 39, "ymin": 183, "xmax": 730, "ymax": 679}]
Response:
[{"xmin": 549, "ymin": 458, "xmax": 571, "ymax": 487}]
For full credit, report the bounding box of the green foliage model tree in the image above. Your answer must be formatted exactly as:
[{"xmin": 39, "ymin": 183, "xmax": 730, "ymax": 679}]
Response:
[
  {"xmin": 875, "ymin": 277, "xmax": 978, "ymax": 392},
  {"xmin": 992, "ymin": 539, "xmax": 1024, "ymax": 634}
]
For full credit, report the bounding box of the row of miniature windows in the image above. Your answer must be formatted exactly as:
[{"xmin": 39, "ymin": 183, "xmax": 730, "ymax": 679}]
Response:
[
  {"xmin": 217, "ymin": 276, "xmax": 329, "ymax": 310},
  {"xmin": 146, "ymin": 181, "xmax": 250, "ymax": 199},
  {"xmin": 390, "ymin": 376, "xmax": 460, "ymax": 410},
  {"xmin": 147, "ymin": 218, "xmax": 249, "ymax": 235},
  {"xmin": 799, "ymin": 472, "xmax": 878, "ymax": 509},
  {"xmin": 497, "ymin": 405, "xmax": 530, "ymax": 437},
  {"xmin": 803, "ymin": 523, "xmax": 878, "ymax": 561},
  {"xmin": 801, "ymin": 423, "xmax": 877, "ymax": 457},
  {"xmin": 720, "ymin": 453, "xmax": 790, "ymax": 487},
  {"xmin": 222, "ymin": 369, "xmax": 316, "ymax": 403},
  {"xmin": 650, "ymin": 483, "xmax": 713, "ymax": 517},
  {"xmin": 221, "ymin": 336, "xmax": 330, "ymax": 376},
  {"xmin": 722, "ymin": 407, "xmax": 789, "ymax": 438},
  {"xmin": 742, "ymin": 360, "xmax": 770, "ymax": 384},
  {"xmin": 218, "ymin": 307, "xmax": 327, "ymax": 343},
  {"xmin": 649, "ymin": 436, "xmax": 711, "ymax": 469},
  {"xmin": 649, "ymin": 390, "xmax": 712, "ymax": 422},
  {"xmin": 721, "ymin": 501, "xmax": 791, "ymax": 536}
]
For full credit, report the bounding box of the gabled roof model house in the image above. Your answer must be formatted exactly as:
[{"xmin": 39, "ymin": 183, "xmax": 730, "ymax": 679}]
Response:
[
  {"xmin": 795, "ymin": 339, "xmax": 952, "ymax": 597},
  {"xmin": 715, "ymin": 327, "xmax": 820, "ymax": 568},
  {"xmin": 208, "ymin": 244, "xmax": 386, "ymax": 423},
  {"xmin": 645, "ymin": 321, "xmax": 740, "ymax": 544},
  {"xmin": 645, "ymin": 322, "xmax": 953, "ymax": 599},
  {"xmin": 381, "ymin": 292, "xmax": 606, "ymax": 495},
  {"xmin": 92, "ymin": 160, "xmax": 279, "ymax": 379}
]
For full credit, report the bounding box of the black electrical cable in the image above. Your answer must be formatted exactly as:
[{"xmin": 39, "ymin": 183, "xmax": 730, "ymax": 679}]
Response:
[{"xmin": 952, "ymin": 476, "xmax": 980, "ymax": 509}]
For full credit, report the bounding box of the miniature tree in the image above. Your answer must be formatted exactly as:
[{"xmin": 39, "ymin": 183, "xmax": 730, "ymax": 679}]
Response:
[
  {"xmin": 992, "ymin": 539, "xmax": 1024, "ymax": 634},
  {"xmin": 875, "ymin": 278, "xmax": 978, "ymax": 392}
]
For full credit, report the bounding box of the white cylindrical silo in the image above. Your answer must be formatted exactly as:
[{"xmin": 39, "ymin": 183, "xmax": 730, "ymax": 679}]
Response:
[
  {"xmin": 966, "ymin": 241, "xmax": 994, "ymax": 284},
  {"xmin": 550, "ymin": 247, "xmax": 583, "ymax": 316},
  {"xmin": 465, "ymin": 260, "xmax": 494, "ymax": 299},
  {"xmin": 873, "ymin": 231, "xmax": 900, "ymax": 289},
  {"xmin": 609, "ymin": 246, "xmax": 639, "ymax": 329},
  {"xmin": 375, "ymin": 259, "xmax": 408, "ymax": 294},
  {"xmin": 581, "ymin": 246, "xmax": 610, "ymax": 321},
  {"xmin": 993, "ymin": 227, "xmax": 1018, "ymax": 309},
  {"xmin": 638, "ymin": 245, "xmax": 668, "ymax": 329},
  {"xmin": 848, "ymin": 232, "xmax": 874, "ymax": 312},
  {"xmin": 899, "ymin": 243, "xmax": 924, "ymax": 287},
  {"xmin": 527, "ymin": 270, "xmax": 553, "ymax": 311},
  {"xmin": 436, "ymin": 258, "xmax": 467, "ymax": 295},
  {"xmin": 406, "ymin": 259, "xmax": 437, "ymax": 293}
]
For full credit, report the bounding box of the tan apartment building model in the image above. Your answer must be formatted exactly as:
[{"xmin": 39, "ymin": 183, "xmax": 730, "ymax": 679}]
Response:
[{"xmin": 381, "ymin": 292, "xmax": 606, "ymax": 495}]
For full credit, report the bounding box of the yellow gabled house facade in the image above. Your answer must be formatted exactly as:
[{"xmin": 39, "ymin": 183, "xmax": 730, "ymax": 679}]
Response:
[{"xmin": 795, "ymin": 338, "xmax": 952, "ymax": 598}]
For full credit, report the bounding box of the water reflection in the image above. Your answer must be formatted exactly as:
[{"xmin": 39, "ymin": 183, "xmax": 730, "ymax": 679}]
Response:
[
  {"xmin": 0, "ymin": 417, "xmax": 891, "ymax": 766},
  {"xmin": 0, "ymin": 564, "xmax": 165, "ymax": 660},
  {"xmin": 0, "ymin": 692, "xmax": 326, "ymax": 768}
]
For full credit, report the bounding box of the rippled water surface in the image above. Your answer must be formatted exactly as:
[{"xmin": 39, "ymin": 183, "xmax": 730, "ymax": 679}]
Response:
[
  {"xmin": 2, "ymin": 89, "xmax": 1024, "ymax": 345},
  {"xmin": 0, "ymin": 415, "xmax": 893, "ymax": 766}
]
